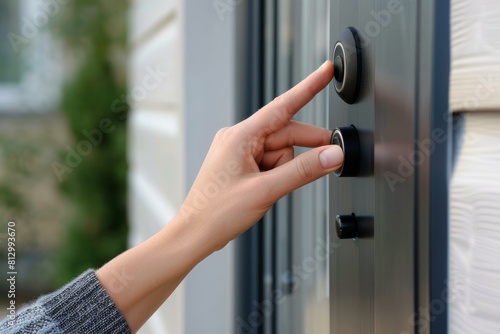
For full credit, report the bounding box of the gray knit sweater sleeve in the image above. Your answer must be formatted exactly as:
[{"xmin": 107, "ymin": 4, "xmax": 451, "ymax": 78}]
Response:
[{"xmin": 0, "ymin": 270, "xmax": 131, "ymax": 333}]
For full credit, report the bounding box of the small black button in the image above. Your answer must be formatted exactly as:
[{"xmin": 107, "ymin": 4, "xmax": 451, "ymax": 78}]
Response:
[
  {"xmin": 336, "ymin": 214, "xmax": 358, "ymax": 239},
  {"xmin": 334, "ymin": 54, "xmax": 344, "ymax": 83}
]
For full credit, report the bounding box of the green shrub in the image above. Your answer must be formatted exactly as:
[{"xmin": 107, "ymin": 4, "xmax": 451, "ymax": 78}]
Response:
[{"xmin": 52, "ymin": 0, "xmax": 129, "ymax": 285}]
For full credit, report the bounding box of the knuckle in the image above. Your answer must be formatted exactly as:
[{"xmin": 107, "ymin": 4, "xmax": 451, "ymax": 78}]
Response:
[
  {"xmin": 295, "ymin": 156, "xmax": 315, "ymax": 181},
  {"xmin": 215, "ymin": 127, "xmax": 231, "ymax": 139},
  {"xmin": 269, "ymin": 116, "xmax": 287, "ymax": 132},
  {"xmin": 273, "ymin": 94, "xmax": 285, "ymax": 104},
  {"xmin": 272, "ymin": 95, "xmax": 292, "ymax": 118}
]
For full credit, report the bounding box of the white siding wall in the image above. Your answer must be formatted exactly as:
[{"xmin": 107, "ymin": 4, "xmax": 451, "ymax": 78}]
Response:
[
  {"xmin": 183, "ymin": 1, "xmax": 237, "ymax": 331},
  {"xmin": 128, "ymin": 1, "xmax": 237, "ymax": 333},
  {"xmin": 128, "ymin": 1, "xmax": 185, "ymax": 333}
]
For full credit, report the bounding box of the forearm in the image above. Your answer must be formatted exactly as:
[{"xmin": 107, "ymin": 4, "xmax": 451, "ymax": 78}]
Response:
[
  {"xmin": 123, "ymin": 276, "xmax": 184, "ymax": 331},
  {"xmin": 96, "ymin": 214, "xmax": 215, "ymax": 332},
  {"xmin": 1, "ymin": 61, "xmax": 338, "ymax": 333},
  {"xmin": 97, "ymin": 60, "xmax": 340, "ymax": 332}
]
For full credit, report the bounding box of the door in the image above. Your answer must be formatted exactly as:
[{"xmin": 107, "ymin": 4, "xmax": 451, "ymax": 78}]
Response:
[{"xmin": 328, "ymin": 1, "xmax": 450, "ymax": 333}]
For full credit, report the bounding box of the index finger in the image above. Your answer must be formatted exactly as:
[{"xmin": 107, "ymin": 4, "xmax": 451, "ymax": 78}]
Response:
[{"xmin": 248, "ymin": 60, "xmax": 334, "ymax": 134}]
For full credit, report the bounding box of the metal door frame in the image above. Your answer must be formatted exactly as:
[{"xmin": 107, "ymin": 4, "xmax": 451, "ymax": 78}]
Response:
[
  {"xmin": 416, "ymin": 1, "xmax": 450, "ymax": 333},
  {"xmin": 329, "ymin": 0, "xmax": 450, "ymax": 333}
]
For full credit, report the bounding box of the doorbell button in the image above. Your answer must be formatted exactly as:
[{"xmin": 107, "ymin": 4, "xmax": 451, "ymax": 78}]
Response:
[
  {"xmin": 332, "ymin": 27, "xmax": 361, "ymax": 104},
  {"xmin": 335, "ymin": 214, "xmax": 358, "ymax": 239},
  {"xmin": 330, "ymin": 125, "xmax": 360, "ymax": 177},
  {"xmin": 334, "ymin": 54, "xmax": 344, "ymax": 82}
]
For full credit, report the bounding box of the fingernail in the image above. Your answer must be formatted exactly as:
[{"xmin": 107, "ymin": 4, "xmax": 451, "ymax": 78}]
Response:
[
  {"xmin": 319, "ymin": 146, "xmax": 343, "ymax": 169},
  {"xmin": 319, "ymin": 60, "xmax": 330, "ymax": 69}
]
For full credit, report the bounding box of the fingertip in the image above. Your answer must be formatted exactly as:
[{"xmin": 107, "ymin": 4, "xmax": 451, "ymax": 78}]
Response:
[
  {"xmin": 313, "ymin": 61, "xmax": 334, "ymax": 89},
  {"xmin": 318, "ymin": 60, "xmax": 334, "ymax": 78},
  {"xmin": 316, "ymin": 127, "xmax": 335, "ymax": 146},
  {"xmin": 324, "ymin": 128, "xmax": 335, "ymax": 146},
  {"xmin": 319, "ymin": 145, "xmax": 344, "ymax": 169}
]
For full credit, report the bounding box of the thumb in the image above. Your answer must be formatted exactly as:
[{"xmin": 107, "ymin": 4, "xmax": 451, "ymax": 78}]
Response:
[{"xmin": 262, "ymin": 145, "xmax": 344, "ymax": 200}]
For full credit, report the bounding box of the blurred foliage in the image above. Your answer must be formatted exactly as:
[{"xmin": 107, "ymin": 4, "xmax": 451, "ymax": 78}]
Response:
[
  {"xmin": 52, "ymin": 0, "xmax": 129, "ymax": 285},
  {"xmin": 0, "ymin": 119, "xmax": 72, "ymax": 295},
  {"xmin": 0, "ymin": 136, "xmax": 46, "ymax": 224},
  {"xmin": 0, "ymin": 137, "xmax": 35, "ymax": 215}
]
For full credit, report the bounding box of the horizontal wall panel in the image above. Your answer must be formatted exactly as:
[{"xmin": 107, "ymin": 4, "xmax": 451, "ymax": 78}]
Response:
[
  {"xmin": 128, "ymin": 110, "xmax": 185, "ymax": 209},
  {"xmin": 128, "ymin": 1, "xmax": 185, "ymax": 333},
  {"xmin": 129, "ymin": 23, "xmax": 182, "ymax": 109},
  {"xmin": 129, "ymin": 170, "xmax": 176, "ymax": 242},
  {"xmin": 129, "ymin": 0, "xmax": 179, "ymax": 45},
  {"xmin": 450, "ymin": 112, "xmax": 500, "ymax": 333}
]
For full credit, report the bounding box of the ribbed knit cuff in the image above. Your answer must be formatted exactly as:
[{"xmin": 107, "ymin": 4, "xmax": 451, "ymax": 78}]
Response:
[{"xmin": 41, "ymin": 270, "xmax": 131, "ymax": 334}]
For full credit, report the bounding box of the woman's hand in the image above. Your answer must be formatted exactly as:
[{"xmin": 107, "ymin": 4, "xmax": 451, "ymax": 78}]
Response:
[
  {"xmin": 97, "ymin": 60, "xmax": 342, "ymax": 333},
  {"xmin": 178, "ymin": 60, "xmax": 343, "ymax": 252}
]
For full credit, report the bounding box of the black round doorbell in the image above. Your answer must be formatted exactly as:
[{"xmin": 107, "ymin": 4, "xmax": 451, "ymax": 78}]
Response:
[
  {"xmin": 332, "ymin": 27, "xmax": 361, "ymax": 104},
  {"xmin": 330, "ymin": 125, "xmax": 360, "ymax": 177},
  {"xmin": 335, "ymin": 214, "xmax": 358, "ymax": 239}
]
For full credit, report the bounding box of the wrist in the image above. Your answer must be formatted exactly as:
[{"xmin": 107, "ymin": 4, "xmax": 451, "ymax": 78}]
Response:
[
  {"xmin": 166, "ymin": 211, "xmax": 221, "ymax": 262},
  {"xmin": 97, "ymin": 215, "xmax": 213, "ymax": 308},
  {"xmin": 96, "ymin": 214, "xmax": 215, "ymax": 332}
]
